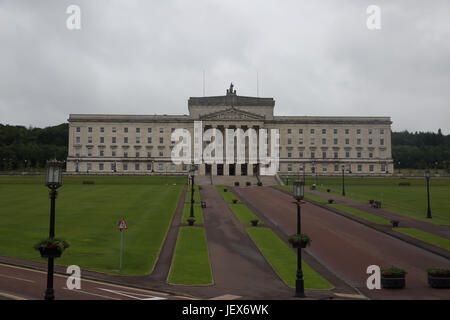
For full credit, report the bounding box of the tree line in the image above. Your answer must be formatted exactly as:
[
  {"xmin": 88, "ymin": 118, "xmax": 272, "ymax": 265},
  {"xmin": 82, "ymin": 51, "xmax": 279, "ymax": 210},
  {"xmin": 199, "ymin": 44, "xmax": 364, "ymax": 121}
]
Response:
[{"xmin": 0, "ymin": 123, "xmax": 449, "ymax": 171}]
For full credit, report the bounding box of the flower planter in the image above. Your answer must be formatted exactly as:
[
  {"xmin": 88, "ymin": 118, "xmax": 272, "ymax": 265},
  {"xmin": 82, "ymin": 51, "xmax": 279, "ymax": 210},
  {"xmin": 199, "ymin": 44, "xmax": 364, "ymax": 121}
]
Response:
[
  {"xmin": 369, "ymin": 199, "xmax": 374, "ymax": 205},
  {"xmin": 257, "ymin": 182, "xmax": 263, "ymax": 186},
  {"xmin": 290, "ymin": 242, "xmax": 308, "ymax": 249},
  {"xmin": 39, "ymin": 247, "xmax": 62, "ymax": 258},
  {"xmin": 251, "ymin": 220, "xmax": 259, "ymax": 227},
  {"xmin": 328, "ymin": 199, "xmax": 334, "ymax": 204},
  {"xmin": 391, "ymin": 220, "xmax": 400, "ymax": 228},
  {"xmin": 381, "ymin": 274, "xmax": 406, "ymax": 289},
  {"xmin": 224, "ymin": 188, "xmax": 228, "ymax": 192},
  {"xmin": 428, "ymin": 274, "xmax": 450, "ymax": 288},
  {"xmin": 327, "ymin": 189, "xmax": 331, "ymax": 193},
  {"xmin": 187, "ymin": 219, "xmax": 196, "ymax": 226},
  {"xmin": 232, "ymin": 199, "xmax": 238, "ymax": 204}
]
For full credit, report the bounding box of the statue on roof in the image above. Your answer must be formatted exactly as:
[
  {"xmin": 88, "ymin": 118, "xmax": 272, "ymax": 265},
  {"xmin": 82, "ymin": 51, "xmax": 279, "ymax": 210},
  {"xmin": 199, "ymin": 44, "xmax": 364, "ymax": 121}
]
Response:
[{"xmin": 227, "ymin": 82, "xmax": 236, "ymax": 95}]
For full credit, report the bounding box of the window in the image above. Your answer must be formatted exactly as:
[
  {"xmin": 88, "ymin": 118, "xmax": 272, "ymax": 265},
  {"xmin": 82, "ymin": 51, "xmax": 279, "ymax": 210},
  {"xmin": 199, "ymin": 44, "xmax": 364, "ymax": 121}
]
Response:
[
  {"xmin": 135, "ymin": 164, "xmax": 140, "ymax": 171},
  {"xmin": 75, "ymin": 149, "xmax": 80, "ymax": 157},
  {"xmin": 358, "ymin": 165, "xmax": 362, "ymax": 172},
  {"xmin": 369, "ymin": 152, "xmax": 373, "ymax": 158},
  {"xmin": 170, "ymin": 164, "xmax": 176, "ymax": 171},
  {"xmin": 369, "ymin": 165, "xmax": 374, "ymax": 172},
  {"xmin": 381, "ymin": 164, "xmax": 386, "ymax": 172},
  {"xmin": 99, "ymin": 163, "xmax": 104, "ymax": 171},
  {"xmin": 287, "ymin": 138, "xmax": 292, "ymax": 145},
  {"xmin": 357, "ymin": 129, "xmax": 361, "ymax": 135},
  {"xmin": 136, "ymin": 151, "xmax": 140, "ymax": 157},
  {"xmin": 182, "ymin": 164, "xmax": 187, "ymax": 171},
  {"xmin": 287, "ymin": 164, "xmax": 292, "ymax": 172},
  {"xmin": 345, "ymin": 138, "xmax": 349, "ymax": 145},
  {"xmin": 76, "ymin": 127, "xmax": 80, "ymax": 133},
  {"xmin": 123, "ymin": 164, "xmax": 128, "ymax": 171},
  {"xmin": 334, "ymin": 129, "xmax": 338, "ymax": 134},
  {"xmin": 298, "ymin": 128, "xmax": 303, "ymax": 134},
  {"xmin": 111, "ymin": 163, "xmax": 115, "ymax": 171},
  {"xmin": 87, "ymin": 163, "xmax": 92, "ymax": 171},
  {"xmin": 357, "ymin": 138, "xmax": 361, "ymax": 145},
  {"xmin": 322, "ymin": 151, "xmax": 326, "ymax": 158},
  {"xmin": 287, "ymin": 128, "xmax": 292, "ymax": 134},
  {"xmin": 124, "ymin": 151, "xmax": 128, "ymax": 157},
  {"xmin": 124, "ymin": 127, "xmax": 128, "ymax": 133},
  {"xmin": 334, "ymin": 152, "xmax": 338, "ymax": 159},
  {"xmin": 76, "ymin": 137, "xmax": 80, "ymax": 143},
  {"xmin": 88, "ymin": 127, "xmax": 92, "ymax": 133},
  {"xmin": 357, "ymin": 152, "xmax": 362, "ymax": 158},
  {"xmin": 112, "ymin": 127, "xmax": 116, "ymax": 133},
  {"xmin": 148, "ymin": 128, "xmax": 152, "ymax": 133},
  {"xmin": 159, "ymin": 164, "xmax": 163, "ymax": 171},
  {"xmin": 380, "ymin": 129, "xmax": 385, "ymax": 134},
  {"xmin": 171, "ymin": 128, "xmax": 175, "ymax": 133},
  {"xmin": 147, "ymin": 164, "xmax": 152, "ymax": 171},
  {"xmin": 100, "ymin": 150, "xmax": 104, "ymax": 157},
  {"xmin": 345, "ymin": 151, "xmax": 350, "ymax": 158},
  {"xmin": 136, "ymin": 137, "xmax": 140, "ymax": 144},
  {"xmin": 88, "ymin": 137, "xmax": 92, "ymax": 144},
  {"xmin": 299, "ymin": 138, "xmax": 303, "ymax": 145},
  {"xmin": 369, "ymin": 138, "xmax": 373, "ymax": 145},
  {"xmin": 124, "ymin": 137, "xmax": 128, "ymax": 144},
  {"xmin": 136, "ymin": 128, "xmax": 140, "ymax": 133},
  {"xmin": 380, "ymin": 139, "xmax": 385, "ymax": 146},
  {"xmin": 160, "ymin": 137, "xmax": 164, "ymax": 144},
  {"xmin": 100, "ymin": 127, "xmax": 104, "ymax": 133},
  {"xmin": 310, "ymin": 138, "xmax": 315, "ymax": 145},
  {"xmin": 147, "ymin": 151, "xmax": 151, "ymax": 157},
  {"xmin": 112, "ymin": 137, "xmax": 116, "ymax": 144},
  {"xmin": 334, "ymin": 164, "xmax": 339, "ymax": 172},
  {"xmin": 299, "ymin": 151, "xmax": 303, "ymax": 158},
  {"xmin": 311, "ymin": 152, "xmax": 315, "ymax": 159},
  {"xmin": 112, "ymin": 150, "xmax": 116, "ymax": 157},
  {"xmin": 159, "ymin": 151, "xmax": 163, "ymax": 157},
  {"xmin": 159, "ymin": 128, "xmax": 164, "ymax": 134},
  {"xmin": 322, "ymin": 138, "xmax": 326, "ymax": 145},
  {"xmin": 345, "ymin": 129, "xmax": 349, "ymax": 134},
  {"xmin": 287, "ymin": 152, "xmax": 292, "ymax": 158},
  {"xmin": 310, "ymin": 128, "xmax": 315, "ymax": 134},
  {"xmin": 100, "ymin": 137, "xmax": 104, "ymax": 144},
  {"xmin": 322, "ymin": 165, "xmax": 327, "ymax": 172},
  {"xmin": 334, "ymin": 138, "xmax": 338, "ymax": 145},
  {"xmin": 368, "ymin": 129, "xmax": 373, "ymax": 135},
  {"xmin": 322, "ymin": 129, "xmax": 326, "ymax": 134},
  {"xmin": 148, "ymin": 137, "xmax": 152, "ymax": 144}
]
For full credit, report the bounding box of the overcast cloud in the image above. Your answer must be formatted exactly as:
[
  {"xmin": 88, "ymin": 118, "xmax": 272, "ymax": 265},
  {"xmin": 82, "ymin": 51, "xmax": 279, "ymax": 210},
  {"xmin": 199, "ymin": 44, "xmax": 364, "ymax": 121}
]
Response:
[{"xmin": 0, "ymin": 0, "xmax": 449, "ymax": 133}]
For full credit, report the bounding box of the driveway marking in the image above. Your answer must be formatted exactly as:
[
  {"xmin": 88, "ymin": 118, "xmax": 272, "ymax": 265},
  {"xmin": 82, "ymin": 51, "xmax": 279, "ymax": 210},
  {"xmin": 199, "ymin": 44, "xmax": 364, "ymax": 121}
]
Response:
[
  {"xmin": 0, "ymin": 273, "xmax": 35, "ymax": 283},
  {"xmin": 97, "ymin": 288, "xmax": 167, "ymax": 300}
]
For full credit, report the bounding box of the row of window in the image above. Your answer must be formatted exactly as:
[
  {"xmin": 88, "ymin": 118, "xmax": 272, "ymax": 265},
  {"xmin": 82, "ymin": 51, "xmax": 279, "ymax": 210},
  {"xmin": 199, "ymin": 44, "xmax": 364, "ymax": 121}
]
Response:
[
  {"xmin": 287, "ymin": 150, "xmax": 381, "ymax": 159},
  {"xmin": 80, "ymin": 163, "xmax": 185, "ymax": 172},
  {"xmin": 75, "ymin": 150, "xmax": 169, "ymax": 158},
  {"xmin": 76, "ymin": 127, "xmax": 186, "ymax": 134},
  {"xmin": 286, "ymin": 163, "xmax": 388, "ymax": 172},
  {"xmin": 76, "ymin": 136, "xmax": 169, "ymax": 145},
  {"xmin": 287, "ymin": 138, "xmax": 385, "ymax": 146},
  {"xmin": 287, "ymin": 128, "xmax": 385, "ymax": 135}
]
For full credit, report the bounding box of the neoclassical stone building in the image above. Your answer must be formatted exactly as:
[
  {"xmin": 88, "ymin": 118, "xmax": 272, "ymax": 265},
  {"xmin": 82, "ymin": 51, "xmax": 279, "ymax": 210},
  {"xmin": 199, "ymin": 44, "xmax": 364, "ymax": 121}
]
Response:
[{"xmin": 66, "ymin": 85, "xmax": 393, "ymax": 176}]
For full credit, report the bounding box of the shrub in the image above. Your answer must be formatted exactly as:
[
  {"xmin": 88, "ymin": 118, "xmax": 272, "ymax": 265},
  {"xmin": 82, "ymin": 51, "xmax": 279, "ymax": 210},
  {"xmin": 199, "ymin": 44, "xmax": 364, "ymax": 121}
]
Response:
[
  {"xmin": 287, "ymin": 234, "xmax": 312, "ymax": 247},
  {"xmin": 33, "ymin": 238, "xmax": 70, "ymax": 253},
  {"xmin": 381, "ymin": 266, "xmax": 406, "ymax": 276},
  {"xmin": 427, "ymin": 268, "xmax": 450, "ymax": 276}
]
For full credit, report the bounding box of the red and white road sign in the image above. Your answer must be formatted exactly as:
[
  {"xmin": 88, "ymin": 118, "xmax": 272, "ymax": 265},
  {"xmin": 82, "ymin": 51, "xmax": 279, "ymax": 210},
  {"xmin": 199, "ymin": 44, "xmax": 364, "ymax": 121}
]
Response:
[{"xmin": 118, "ymin": 218, "xmax": 128, "ymax": 230}]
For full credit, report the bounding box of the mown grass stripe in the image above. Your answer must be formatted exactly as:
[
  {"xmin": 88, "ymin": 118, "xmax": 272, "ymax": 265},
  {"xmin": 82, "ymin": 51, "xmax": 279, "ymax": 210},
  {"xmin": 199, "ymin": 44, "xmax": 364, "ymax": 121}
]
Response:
[{"xmin": 394, "ymin": 228, "xmax": 450, "ymax": 251}]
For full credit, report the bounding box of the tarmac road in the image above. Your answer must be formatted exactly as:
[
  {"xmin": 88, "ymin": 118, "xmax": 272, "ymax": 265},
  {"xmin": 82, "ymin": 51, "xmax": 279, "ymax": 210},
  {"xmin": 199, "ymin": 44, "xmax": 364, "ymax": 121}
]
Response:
[
  {"xmin": 236, "ymin": 186, "xmax": 450, "ymax": 300},
  {"xmin": 0, "ymin": 263, "xmax": 192, "ymax": 300}
]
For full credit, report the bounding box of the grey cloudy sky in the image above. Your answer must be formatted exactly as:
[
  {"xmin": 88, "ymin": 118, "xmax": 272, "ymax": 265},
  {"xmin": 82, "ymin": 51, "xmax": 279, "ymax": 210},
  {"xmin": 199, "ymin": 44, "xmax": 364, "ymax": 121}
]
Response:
[{"xmin": 1, "ymin": 0, "xmax": 449, "ymax": 133}]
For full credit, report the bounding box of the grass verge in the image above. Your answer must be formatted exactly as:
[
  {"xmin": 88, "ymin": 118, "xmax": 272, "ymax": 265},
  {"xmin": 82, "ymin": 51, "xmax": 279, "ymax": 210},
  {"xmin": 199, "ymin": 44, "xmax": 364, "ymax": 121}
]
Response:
[
  {"xmin": 181, "ymin": 204, "xmax": 204, "ymax": 224},
  {"xmin": 394, "ymin": 228, "xmax": 450, "ymax": 251},
  {"xmin": 228, "ymin": 203, "xmax": 262, "ymax": 225},
  {"xmin": 329, "ymin": 204, "xmax": 391, "ymax": 225},
  {"xmin": 167, "ymin": 226, "xmax": 213, "ymax": 285},
  {"xmin": 246, "ymin": 227, "xmax": 333, "ymax": 290}
]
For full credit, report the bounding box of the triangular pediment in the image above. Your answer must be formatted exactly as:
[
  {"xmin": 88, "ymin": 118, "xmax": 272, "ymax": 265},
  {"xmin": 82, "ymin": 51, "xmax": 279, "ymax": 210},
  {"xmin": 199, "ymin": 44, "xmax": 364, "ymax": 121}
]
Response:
[{"xmin": 199, "ymin": 107, "xmax": 265, "ymax": 121}]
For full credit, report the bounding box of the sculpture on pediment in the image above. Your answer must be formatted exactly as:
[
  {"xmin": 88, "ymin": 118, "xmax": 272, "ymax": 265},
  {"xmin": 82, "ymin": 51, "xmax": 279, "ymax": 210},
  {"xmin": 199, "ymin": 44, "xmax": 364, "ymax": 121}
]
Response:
[{"xmin": 226, "ymin": 82, "xmax": 236, "ymax": 95}]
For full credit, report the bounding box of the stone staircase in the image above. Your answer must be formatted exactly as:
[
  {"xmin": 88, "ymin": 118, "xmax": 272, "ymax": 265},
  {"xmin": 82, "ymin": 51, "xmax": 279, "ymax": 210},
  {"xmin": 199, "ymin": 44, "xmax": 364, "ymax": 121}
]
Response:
[{"xmin": 195, "ymin": 174, "xmax": 279, "ymax": 186}]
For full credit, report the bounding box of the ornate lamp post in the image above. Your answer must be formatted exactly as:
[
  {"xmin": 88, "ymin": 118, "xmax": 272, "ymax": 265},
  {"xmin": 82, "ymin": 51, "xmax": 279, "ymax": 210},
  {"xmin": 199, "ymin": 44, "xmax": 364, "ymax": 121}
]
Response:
[
  {"xmin": 44, "ymin": 159, "xmax": 63, "ymax": 300},
  {"xmin": 293, "ymin": 180, "xmax": 305, "ymax": 297},
  {"xmin": 341, "ymin": 165, "xmax": 346, "ymax": 196},
  {"xmin": 425, "ymin": 170, "xmax": 432, "ymax": 219},
  {"xmin": 189, "ymin": 166, "xmax": 196, "ymax": 218}
]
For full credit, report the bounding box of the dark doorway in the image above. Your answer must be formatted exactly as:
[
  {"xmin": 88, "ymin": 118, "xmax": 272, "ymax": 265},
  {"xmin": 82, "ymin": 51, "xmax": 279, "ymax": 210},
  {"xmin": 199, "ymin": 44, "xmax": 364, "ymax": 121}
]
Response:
[
  {"xmin": 253, "ymin": 164, "xmax": 258, "ymax": 175},
  {"xmin": 241, "ymin": 164, "xmax": 247, "ymax": 176},
  {"xmin": 217, "ymin": 164, "xmax": 224, "ymax": 176},
  {"xmin": 229, "ymin": 164, "xmax": 236, "ymax": 176},
  {"xmin": 206, "ymin": 164, "xmax": 212, "ymax": 174}
]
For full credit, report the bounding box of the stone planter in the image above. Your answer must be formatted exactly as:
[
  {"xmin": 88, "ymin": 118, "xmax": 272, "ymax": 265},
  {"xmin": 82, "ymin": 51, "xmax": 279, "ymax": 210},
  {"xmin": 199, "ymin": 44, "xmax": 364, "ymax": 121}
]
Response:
[
  {"xmin": 187, "ymin": 219, "xmax": 196, "ymax": 226},
  {"xmin": 328, "ymin": 199, "xmax": 334, "ymax": 204},
  {"xmin": 290, "ymin": 242, "xmax": 308, "ymax": 249},
  {"xmin": 232, "ymin": 199, "xmax": 238, "ymax": 204},
  {"xmin": 39, "ymin": 247, "xmax": 62, "ymax": 258},
  {"xmin": 381, "ymin": 274, "xmax": 406, "ymax": 289},
  {"xmin": 428, "ymin": 274, "xmax": 450, "ymax": 288},
  {"xmin": 251, "ymin": 220, "xmax": 259, "ymax": 227},
  {"xmin": 391, "ymin": 220, "xmax": 400, "ymax": 228}
]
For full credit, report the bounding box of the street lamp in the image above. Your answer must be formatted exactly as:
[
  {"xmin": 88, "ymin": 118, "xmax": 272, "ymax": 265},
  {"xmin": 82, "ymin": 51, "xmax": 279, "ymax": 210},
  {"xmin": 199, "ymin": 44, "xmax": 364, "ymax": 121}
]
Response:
[
  {"xmin": 341, "ymin": 165, "xmax": 346, "ymax": 196},
  {"xmin": 189, "ymin": 166, "xmax": 196, "ymax": 218},
  {"xmin": 293, "ymin": 180, "xmax": 305, "ymax": 297},
  {"xmin": 44, "ymin": 159, "xmax": 63, "ymax": 300},
  {"xmin": 425, "ymin": 170, "xmax": 432, "ymax": 219}
]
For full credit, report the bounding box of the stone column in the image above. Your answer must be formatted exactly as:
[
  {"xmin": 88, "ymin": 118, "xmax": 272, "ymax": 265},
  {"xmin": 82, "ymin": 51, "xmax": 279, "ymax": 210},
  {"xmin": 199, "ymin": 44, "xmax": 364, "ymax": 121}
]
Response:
[
  {"xmin": 199, "ymin": 163, "xmax": 206, "ymax": 175},
  {"xmin": 212, "ymin": 164, "xmax": 217, "ymax": 176},
  {"xmin": 223, "ymin": 125, "xmax": 229, "ymax": 176}
]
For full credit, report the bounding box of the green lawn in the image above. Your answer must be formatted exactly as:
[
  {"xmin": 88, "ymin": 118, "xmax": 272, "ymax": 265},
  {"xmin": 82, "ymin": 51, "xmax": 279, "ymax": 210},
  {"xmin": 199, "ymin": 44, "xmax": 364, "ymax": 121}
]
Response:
[
  {"xmin": 228, "ymin": 203, "xmax": 261, "ymax": 225},
  {"xmin": 167, "ymin": 226, "xmax": 213, "ymax": 285},
  {"xmin": 185, "ymin": 187, "xmax": 201, "ymax": 204},
  {"xmin": 0, "ymin": 176, "xmax": 185, "ymax": 275},
  {"xmin": 181, "ymin": 203, "xmax": 204, "ymax": 224},
  {"xmin": 215, "ymin": 185, "xmax": 240, "ymax": 203},
  {"xmin": 246, "ymin": 227, "xmax": 333, "ymax": 290},
  {"xmin": 329, "ymin": 203, "xmax": 391, "ymax": 225},
  {"xmin": 280, "ymin": 177, "xmax": 450, "ymax": 224},
  {"xmin": 394, "ymin": 228, "xmax": 450, "ymax": 251}
]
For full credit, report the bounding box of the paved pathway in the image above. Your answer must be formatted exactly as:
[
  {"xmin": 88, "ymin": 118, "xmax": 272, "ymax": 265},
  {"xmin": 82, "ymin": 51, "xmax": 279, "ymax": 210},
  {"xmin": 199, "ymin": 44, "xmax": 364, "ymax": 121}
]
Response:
[
  {"xmin": 307, "ymin": 188, "xmax": 450, "ymax": 239},
  {"xmin": 236, "ymin": 186, "xmax": 450, "ymax": 300}
]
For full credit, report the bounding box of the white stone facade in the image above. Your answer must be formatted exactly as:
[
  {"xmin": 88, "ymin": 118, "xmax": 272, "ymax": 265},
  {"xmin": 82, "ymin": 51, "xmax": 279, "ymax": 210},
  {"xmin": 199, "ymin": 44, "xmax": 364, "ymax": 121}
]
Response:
[{"xmin": 67, "ymin": 86, "xmax": 393, "ymax": 176}]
